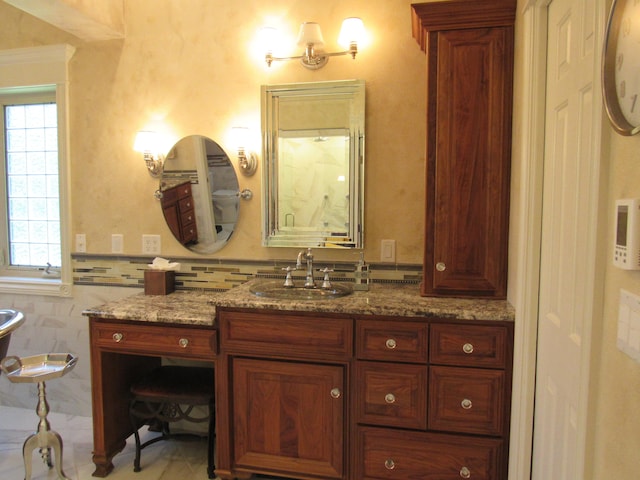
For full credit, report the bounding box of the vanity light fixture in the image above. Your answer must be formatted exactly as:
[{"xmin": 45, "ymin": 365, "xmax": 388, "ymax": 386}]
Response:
[
  {"xmin": 231, "ymin": 127, "xmax": 258, "ymax": 176},
  {"xmin": 133, "ymin": 131, "xmax": 164, "ymax": 177},
  {"xmin": 262, "ymin": 17, "xmax": 365, "ymax": 70}
]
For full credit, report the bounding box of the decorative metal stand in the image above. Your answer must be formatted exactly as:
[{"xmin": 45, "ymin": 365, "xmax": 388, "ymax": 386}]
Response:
[{"xmin": 1, "ymin": 353, "xmax": 78, "ymax": 480}]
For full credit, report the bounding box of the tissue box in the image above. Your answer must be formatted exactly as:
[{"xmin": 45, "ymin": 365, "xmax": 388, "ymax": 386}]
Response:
[{"xmin": 144, "ymin": 270, "xmax": 175, "ymax": 295}]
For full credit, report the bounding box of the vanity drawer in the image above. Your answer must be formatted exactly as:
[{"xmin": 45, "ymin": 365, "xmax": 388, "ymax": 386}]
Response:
[
  {"xmin": 91, "ymin": 320, "xmax": 217, "ymax": 359},
  {"xmin": 430, "ymin": 323, "xmax": 509, "ymax": 368},
  {"xmin": 219, "ymin": 310, "xmax": 352, "ymax": 358},
  {"xmin": 178, "ymin": 196, "xmax": 194, "ymax": 213},
  {"xmin": 356, "ymin": 361, "xmax": 427, "ymax": 429},
  {"xmin": 356, "ymin": 319, "xmax": 428, "ymax": 363},
  {"xmin": 358, "ymin": 426, "xmax": 503, "ymax": 480},
  {"xmin": 429, "ymin": 366, "xmax": 506, "ymax": 436}
]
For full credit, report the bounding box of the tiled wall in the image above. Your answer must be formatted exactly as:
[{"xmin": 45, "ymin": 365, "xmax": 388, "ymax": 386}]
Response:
[{"xmin": 72, "ymin": 254, "xmax": 423, "ymax": 291}]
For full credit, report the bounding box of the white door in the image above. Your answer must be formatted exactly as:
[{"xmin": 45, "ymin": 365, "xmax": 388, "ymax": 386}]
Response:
[{"xmin": 532, "ymin": 0, "xmax": 603, "ymax": 478}]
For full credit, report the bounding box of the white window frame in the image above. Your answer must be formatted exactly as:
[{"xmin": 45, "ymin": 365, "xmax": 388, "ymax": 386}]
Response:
[{"xmin": 0, "ymin": 44, "xmax": 75, "ymax": 297}]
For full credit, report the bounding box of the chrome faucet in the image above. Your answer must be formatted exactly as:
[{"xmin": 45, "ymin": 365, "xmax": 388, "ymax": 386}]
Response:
[{"xmin": 296, "ymin": 248, "xmax": 315, "ymax": 288}]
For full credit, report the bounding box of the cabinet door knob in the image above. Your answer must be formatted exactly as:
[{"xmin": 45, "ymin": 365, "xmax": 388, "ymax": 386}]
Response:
[
  {"xmin": 384, "ymin": 393, "xmax": 396, "ymax": 404},
  {"xmin": 463, "ymin": 342, "xmax": 474, "ymax": 354},
  {"xmin": 330, "ymin": 388, "xmax": 341, "ymax": 399},
  {"xmin": 385, "ymin": 338, "xmax": 397, "ymax": 349},
  {"xmin": 112, "ymin": 332, "xmax": 123, "ymax": 343},
  {"xmin": 179, "ymin": 338, "xmax": 189, "ymax": 348},
  {"xmin": 436, "ymin": 262, "xmax": 446, "ymax": 272},
  {"xmin": 384, "ymin": 459, "xmax": 396, "ymax": 470},
  {"xmin": 460, "ymin": 466, "xmax": 471, "ymax": 478},
  {"xmin": 461, "ymin": 398, "xmax": 473, "ymax": 410}
]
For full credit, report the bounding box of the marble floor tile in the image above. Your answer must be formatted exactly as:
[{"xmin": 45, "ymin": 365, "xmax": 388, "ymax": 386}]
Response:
[{"xmin": 0, "ymin": 406, "xmax": 285, "ymax": 480}]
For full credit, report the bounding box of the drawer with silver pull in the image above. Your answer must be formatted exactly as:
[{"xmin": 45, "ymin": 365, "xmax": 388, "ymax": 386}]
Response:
[
  {"xmin": 90, "ymin": 319, "xmax": 217, "ymax": 358},
  {"xmin": 358, "ymin": 426, "xmax": 503, "ymax": 480},
  {"xmin": 356, "ymin": 319, "xmax": 428, "ymax": 363},
  {"xmin": 356, "ymin": 361, "xmax": 427, "ymax": 429},
  {"xmin": 430, "ymin": 323, "xmax": 509, "ymax": 368},
  {"xmin": 428, "ymin": 366, "xmax": 506, "ymax": 436}
]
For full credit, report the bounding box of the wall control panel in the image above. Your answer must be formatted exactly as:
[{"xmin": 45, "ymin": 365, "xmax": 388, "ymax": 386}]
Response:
[{"xmin": 614, "ymin": 199, "xmax": 640, "ymax": 270}]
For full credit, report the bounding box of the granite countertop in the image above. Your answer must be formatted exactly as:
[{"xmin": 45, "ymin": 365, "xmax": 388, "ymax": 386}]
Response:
[
  {"xmin": 82, "ymin": 290, "xmax": 219, "ymax": 326},
  {"xmin": 83, "ymin": 279, "xmax": 514, "ymax": 326}
]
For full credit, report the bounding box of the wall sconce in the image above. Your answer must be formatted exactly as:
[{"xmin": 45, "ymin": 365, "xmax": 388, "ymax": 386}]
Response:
[
  {"xmin": 133, "ymin": 131, "xmax": 164, "ymax": 177},
  {"xmin": 262, "ymin": 17, "xmax": 365, "ymax": 70},
  {"xmin": 231, "ymin": 127, "xmax": 258, "ymax": 176}
]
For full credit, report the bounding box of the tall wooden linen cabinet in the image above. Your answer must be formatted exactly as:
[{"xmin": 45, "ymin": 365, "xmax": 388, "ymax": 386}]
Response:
[{"xmin": 412, "ymin": 1, "xmax": 516, "ymax": 298}]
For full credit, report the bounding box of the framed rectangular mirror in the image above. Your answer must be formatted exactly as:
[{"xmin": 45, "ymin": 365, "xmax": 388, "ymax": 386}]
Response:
[{"xmin": 261, "ymin": 79, "xmax": 365, "ymax": 248}]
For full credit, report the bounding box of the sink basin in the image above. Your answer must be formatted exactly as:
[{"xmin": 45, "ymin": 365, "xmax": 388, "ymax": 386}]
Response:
[
  {"xmin": 0, "ymin": 309, "xmax": 25, "ymax": 372},
  {"xmin": 250, "ymin": 280, "xmax": 353, "ymax": 300}
]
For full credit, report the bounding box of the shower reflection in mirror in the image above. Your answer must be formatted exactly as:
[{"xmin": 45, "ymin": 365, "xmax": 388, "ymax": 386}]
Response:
[{"xmin": 278, "ymin": 128, "xmax": 350, "ymax": 234}]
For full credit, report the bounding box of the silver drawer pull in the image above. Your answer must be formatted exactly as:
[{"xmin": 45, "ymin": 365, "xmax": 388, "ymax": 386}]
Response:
[
  {"xmin": 462, "ymin": 343, "xmax": 474, "ymax": 354},
  {"xmin": 461, "ymin": 398, "xmax": 473, "ymax": 410},
  {"xmin": 436, "ymin": 262, "xmax": 446, "ymax": 272},
  {"xmin": 112, "ymin": 333, "xmax": 123, "ymax": 343},
  {"xmin": 384, "ymin": 459, "xmax": 396, "ymax": 470},
  {"xmin": 385, "ymin": 338, "xmax": 397, "ymax": 349},
  {"xmin": 384, "ymin": 393, "xmax": 396, "ymax": 404},
  {"xmin": 330, "ymin": 388, "xmax": 341, "ymax": 399},
  {"xmin": 179, "ymin": 338, "xmax": 189, "ymax": 348},
  {"xmin": 460, "ymin": 466, "xmax": 471, "ymax": 478}
]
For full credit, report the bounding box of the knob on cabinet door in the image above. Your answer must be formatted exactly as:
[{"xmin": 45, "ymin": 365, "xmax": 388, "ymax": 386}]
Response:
[{"xmin": 436, "ymin": 262, "xmax": 446, "ymax": 272}]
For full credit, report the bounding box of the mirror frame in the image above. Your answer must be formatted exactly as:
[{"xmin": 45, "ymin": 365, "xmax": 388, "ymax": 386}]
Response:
[{"xmin": 261, "ymin": 79, "xmax": 365, "ymax": 248}]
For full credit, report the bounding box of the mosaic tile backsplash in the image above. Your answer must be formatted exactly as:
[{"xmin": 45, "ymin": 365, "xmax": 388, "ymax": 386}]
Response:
[{"xmin": 72, "ymin": 254, "xmax": 423, "ymax": 291}]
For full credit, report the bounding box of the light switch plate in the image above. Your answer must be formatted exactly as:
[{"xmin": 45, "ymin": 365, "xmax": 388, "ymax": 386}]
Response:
[
  {"xmin": 76, "ymin": 234, "xmax": 86, "ymax": 253},
  {"xmin": 618, "ymin": 289, "xmax": 640, "ymax": 363},
  {"xmin": 381, "ymin": 239, "xmax": 396, "ymax": 263},
  {"xmin": 111, "ymin": 234, "xmax": 123, "ymax": 254}
]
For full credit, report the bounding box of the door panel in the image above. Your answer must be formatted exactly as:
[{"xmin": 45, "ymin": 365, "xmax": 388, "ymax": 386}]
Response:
[{"xmin": 532, "ymin": 0, "xmax": 601, "ymax": 478}]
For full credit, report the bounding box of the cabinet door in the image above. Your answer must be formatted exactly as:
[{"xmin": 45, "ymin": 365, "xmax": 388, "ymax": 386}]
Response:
[
  {"xmin": 232, "ymin": 357, "xmax": 345, "ymax": 479},
  {"xmin": 423, "ymin": 26, "xmax": 513, "ymax": 298}
]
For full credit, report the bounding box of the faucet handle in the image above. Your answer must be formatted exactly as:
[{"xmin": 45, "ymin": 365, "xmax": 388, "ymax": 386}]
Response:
[
  {"xmin": 281, "ymin": 266, "xmax": 295, "ymax": 288},
  {"xmin": 320, "ymin": 267, "xmax": 333, "ymax": 289}
]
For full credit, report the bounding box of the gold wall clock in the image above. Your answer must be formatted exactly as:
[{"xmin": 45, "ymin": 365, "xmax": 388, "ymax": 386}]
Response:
[{"xmin": 603, "ymin": 0, "xmax": 640, "ymax": 135}]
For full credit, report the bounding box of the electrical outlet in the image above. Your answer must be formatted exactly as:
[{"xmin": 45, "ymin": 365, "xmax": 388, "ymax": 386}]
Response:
[
  {"xmin": 381, "ymin": 239, "xmax": 396, "ymax": 263},
  {"xmin": 111, "ymin": 234, "xmax": 123, "ymax": 254},
  {"xmin": 142, "ymin": 234, "xmax": 161, "ymax": 255},
  {"xmin": 76, "ymin": 234, "xmax": 86, "ymax": 253}
]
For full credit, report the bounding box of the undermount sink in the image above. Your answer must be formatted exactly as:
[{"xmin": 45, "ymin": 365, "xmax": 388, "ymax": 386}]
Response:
[{"xmin": 249, "ymin": 280, "xmax": 353, "ymax": 300}]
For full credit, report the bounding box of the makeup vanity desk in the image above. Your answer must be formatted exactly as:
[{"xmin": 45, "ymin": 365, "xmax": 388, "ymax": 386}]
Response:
[
  {"xmin": 84, "ymin": 291, "xmax": 218, "ymax": 477},
  {"xmin": 84, "ymin": 282, "xmax": 515, "ymax": 479}
]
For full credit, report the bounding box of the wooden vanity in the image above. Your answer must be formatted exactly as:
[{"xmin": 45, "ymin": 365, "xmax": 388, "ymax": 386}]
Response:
[{"xmin": 85, "ymin": 283, "xmax": 513, "ymax": 480}]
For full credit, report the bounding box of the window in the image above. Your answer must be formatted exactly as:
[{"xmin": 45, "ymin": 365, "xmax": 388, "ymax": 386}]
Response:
[
  {"xmin": 2, "ymin": 94, "xmax": 61, "ymax": 270},
  {"xmin": 0, "ymin": 44, "xmax": 74, "ymax": 296}
]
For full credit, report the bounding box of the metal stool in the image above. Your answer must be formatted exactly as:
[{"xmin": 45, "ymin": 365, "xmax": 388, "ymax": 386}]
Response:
[
  {"xmin": 129, "ymin": 365, "xmax": 215, "ymax": 478},
  {"xmin": 1, "ymin": 353, "xmax": 78, "ymax": 480}
]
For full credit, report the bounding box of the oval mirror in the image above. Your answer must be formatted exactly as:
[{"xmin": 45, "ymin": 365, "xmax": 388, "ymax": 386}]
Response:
[
  {"xmin": 261, "ymin": 79, "xmax": 365, "ymax": 248},
  {"xmin": 159, "ymin": 135, "xmax": 239, "ymax": 254}
]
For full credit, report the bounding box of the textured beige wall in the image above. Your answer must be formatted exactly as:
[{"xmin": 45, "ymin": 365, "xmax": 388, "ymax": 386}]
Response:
[
  {"xmin": 0, "ymin": 0, "xmax": 427, "ymax": 264},
  {"xmin": 589, "ymin": 130, "xmax": 640, "ymax": 479}
]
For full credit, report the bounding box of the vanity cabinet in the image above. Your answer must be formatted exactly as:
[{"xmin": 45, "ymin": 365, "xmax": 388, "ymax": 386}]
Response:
[
  {"xmin": 354, "ymin": 318, "xmax": 513, "ymax": 480},
  {"xmin": 161, "ymin": 181, "xmax": 198, "ymax": 245},
  {"xmin": 412, "ymin": 1, "xmax": 516, "ymax": 298},
  {"xmin": 216, "ymin": 308, "xmax": 513, "ymax": 480},
  {"xmin": 216, "ymin": 309, "xmax": 352, "ymax": 480}
]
